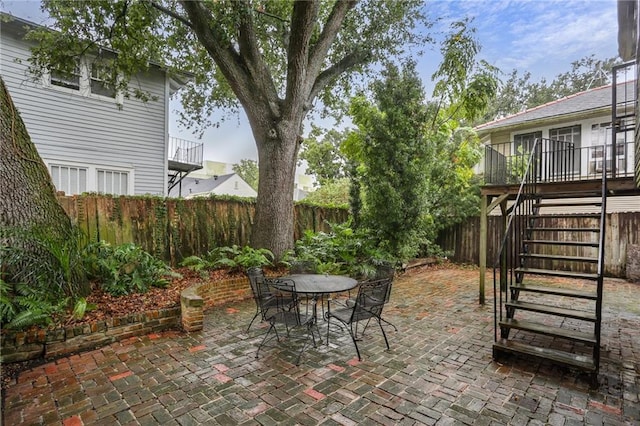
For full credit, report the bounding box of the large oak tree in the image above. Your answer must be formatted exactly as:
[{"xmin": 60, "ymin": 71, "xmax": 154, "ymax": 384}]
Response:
[{"xmin": 28, "ymin": 0, "xmax": 428, "ymax": 258}]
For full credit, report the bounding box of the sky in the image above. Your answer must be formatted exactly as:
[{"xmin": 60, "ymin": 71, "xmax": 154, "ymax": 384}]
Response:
[{"xmin": 1, "ymin": 0, "xmax": 621, "ymax": 164}]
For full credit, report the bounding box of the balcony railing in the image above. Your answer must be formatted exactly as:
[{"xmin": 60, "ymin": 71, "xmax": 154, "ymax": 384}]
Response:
[
  {"xmin": 483, "ymin": 138, "xmax": 636, "ymax": 185},
  {"xmin": 168, "ymin": 137, "xmax": 203, "ymax": 172}
]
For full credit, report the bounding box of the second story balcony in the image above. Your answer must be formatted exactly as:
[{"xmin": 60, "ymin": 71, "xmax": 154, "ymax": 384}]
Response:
[
  {"xmin": 168, "ymin": 136, "xmax": 204, "ymax": 173},
  {"xmin": 483, "ymin": 137, "xmax": 636, "ymax": 186}
]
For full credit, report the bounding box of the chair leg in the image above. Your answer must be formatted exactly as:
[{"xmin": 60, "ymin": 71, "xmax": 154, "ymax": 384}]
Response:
[
  {"xmin": 347, "ymin": 324, "xmax": 362, "ymax": 361},
  {"xmin": 362, "ymin": 316, "xmax": 398, "ymax": 335},
  {"xmin": 375, "ymin": 318, "xmax": 390, "ymax": 351},
  {"xmin": 255, "ymin": 323, "xmax": 276, "ymax": 359},
  {"xmin": 246, "ymin": 310, "xmax": 260, "ymax": 332}
]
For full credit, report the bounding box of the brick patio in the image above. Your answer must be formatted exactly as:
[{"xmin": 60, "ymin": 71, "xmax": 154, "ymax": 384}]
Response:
[{"xmin": 2, "ymin": 266, "xmax": 639, "ymax": 425}]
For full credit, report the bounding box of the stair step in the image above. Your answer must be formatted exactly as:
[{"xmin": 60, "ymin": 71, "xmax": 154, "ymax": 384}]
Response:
[
  {"xmin": 524, "ymin": 239, "xmax": 599, "ymax": 247},
  {"xmin": 515, "ymin": 267, "xmax": 599, "ymax": 280},
  {"xmin": 530, "ymin": 213, "xmax": 600, "ymax": 220},
  {"xmin": 505, "ymin": 301, "xmax": 597, "ymax": 321},
  {"xmin": 493, "ymin": 339, "xmax": 596, "ymax": 371},
  {"xmin": 533, "ymin": 201, "xmax": 602, "ymax": 208},
  {"xmin": 510, "ymin": 283, "xmax": 598, "ymax": 299},
  {"xmin": 529, "ymin": 227, "xmax": 600, "ymax": 232},
  {"xmin": 499, "ymin": 319, "xmax": 597, "ymax": 344},
  {"xmin": 520, "ymin": 253, "xmax": 599, "ymax": 263}
]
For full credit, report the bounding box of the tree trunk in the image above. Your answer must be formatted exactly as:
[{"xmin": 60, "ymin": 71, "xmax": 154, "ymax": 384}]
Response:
[
  {"xmin": 250, "ymin": 119, "xmax": 300, "ymax": 259},
  {"xmin": 0, "ymin": 76, "xmax": 75, "ymax": 278}
]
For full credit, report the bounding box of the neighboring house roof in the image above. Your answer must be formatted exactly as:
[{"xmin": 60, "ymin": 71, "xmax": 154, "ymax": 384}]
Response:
[
  {"xmin": 169, "ymin": 174, "xmax": 256, "ymax": 198},
  {"xmin": 475, "ymin": 80, "xmax": 635, "ymax": 134}
]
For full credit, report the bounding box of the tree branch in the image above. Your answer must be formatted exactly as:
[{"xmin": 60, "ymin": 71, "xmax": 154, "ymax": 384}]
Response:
[
  {"xmin": 307, "ymin": 0, "xmax": 357, "ymax": 88},
  {"xmin": 178, "ymin": 2, "xmax": 251, "ymax": 104},
  {"xmin": 283, "ymin": 1, "xmax": 319, "ymax": 118},
  {"xmin": 237, "ymin": 0, "xmax": 279, "ymax": 113},
  {"xmin": 147, "ymin": 0, "xmax": 193, "ymax": 28},
  {"xmin": 308, "ymin": 49, "xmax": 369, "ymax": 104}
]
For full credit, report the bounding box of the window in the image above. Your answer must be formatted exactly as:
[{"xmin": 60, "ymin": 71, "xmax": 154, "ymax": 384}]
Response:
[
  {"xmin": 97, "ymin": 170, "xmax": 129, "ymax": 195},
  {"xmin": 50, "ymin": 60, "xmax": 81, "ymax": 91},
  {"xmin": 47, "ymin": 161, "xmax": 133, "ymax": 195},
  {"xmin": 50, "ymin": 164, "xmax": 87, "ymax": 195},
  {"xmin": 549, "ymin": 125, "xmax": 581, "ymax": 174},
  {"xmin": 90, "ymin": 62, "xmax": 116, "ymax": 98},
  {"xmin": 513, "ymin": 131, "xmax": 542, "ymax": 154},
  {"xmin": 48, "ymin": 57, "xmax": 120, "ymax": 102},
  {"xmin": 590, "ymin": 122, "xmax": 626, "ymax": 174}
]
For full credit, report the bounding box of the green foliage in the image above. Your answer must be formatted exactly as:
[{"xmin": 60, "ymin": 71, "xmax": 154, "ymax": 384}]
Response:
[
  {"xmin": 291, "ymin": 221, "xmax": 395, "ymax": 278},
  {"xmin": 299, "ymin": 178, "xmax": 351, "ymax": 208},
  {"xmin": 0, "ymin": 225, "xmax": 89, "ymax": 298},
  {"xmin": 234, "ymin": 246, "xmax": 275, "ymax": 269},
  {"xmin": 0, "ymin": 225, "xmax": 96, "ymax": 329},
  {"xmin": 179, "ymin": 255, "xmax": 211, "ymax": 272},
  {"xmin": 0, "ymin": 279, "xmax": 68, "ymax": 330},
  {"xmin": 344, "ymin": 20, "xmax": 496, "ymax": 260},
  {"xmin": 431, "ymin": 18, "xmax": 499, "ymax": 123},
  {"xmin": 72, "ymin": 297, "xmax": 96, "ymax": 321},
  {"xmin": 232, "ymin": 159, "xmax": 259, "ymax": 191},
  {"xmin": 347, "ymin": 61, "xmax": 432, "ymax": 260},
  {"xmin": 180, "ymin": 245, "xmax": 274, "ymax": 272},
  {"xmin": 84, "ymin": 242, "xmax": 171, "ymax": 296},
  {"xmin": 300, "ymin": 127, "xmax": 350, "ymax": 187}
]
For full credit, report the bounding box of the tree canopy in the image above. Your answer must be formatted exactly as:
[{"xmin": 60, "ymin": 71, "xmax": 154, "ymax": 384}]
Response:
[
  {"xmin": 344, "ymin": 20, "xmax": 497, "ymax": 260},
  {"xmin": 28, "ymin": 0, "xmax": 430, "ymax": 258}
]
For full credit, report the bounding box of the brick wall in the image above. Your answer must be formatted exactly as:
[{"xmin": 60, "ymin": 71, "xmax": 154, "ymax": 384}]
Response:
[
  {"xmin": 181, "ymin": 276, "xmax": 250, "ymax": 332},
  {"xmin": 0, "ymin": 308, "xmax": 180, "ymax": 363}
]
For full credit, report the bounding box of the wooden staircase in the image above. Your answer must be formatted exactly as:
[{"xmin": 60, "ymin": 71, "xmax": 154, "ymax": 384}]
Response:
[{"xmin": 492, "ymin": 143, "xmax": 606, "ymax": 389}]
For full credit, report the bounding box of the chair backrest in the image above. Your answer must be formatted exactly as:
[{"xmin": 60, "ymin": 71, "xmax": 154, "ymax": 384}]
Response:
[
  {"xmin": 246, "ymin": 267, "xmax": 273, "ymax": 305},
  {"xmin": 269, "ymin": 278, "xmax": 310, "ymax": 326},
  {"xmin": 351, "ymin": 278, "xmax": 391, "ymax": 322},
  {"xmin": 374, "ymin": 263, "xmax": 395, "ymax": 280}
]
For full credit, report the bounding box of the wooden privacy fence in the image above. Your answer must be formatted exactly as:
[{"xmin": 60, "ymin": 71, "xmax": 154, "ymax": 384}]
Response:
[
  {"xmin": 437, "ymin": 212, "xmax": 640, "ymax": 278},
  {"xmin": 57, "ymin": 195, "xmax": 349, "ymax": 265}
]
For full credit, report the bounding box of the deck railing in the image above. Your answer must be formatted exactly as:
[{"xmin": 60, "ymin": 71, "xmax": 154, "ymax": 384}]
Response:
[
  {"xmin": 483, "ymin": 139, "xmax": 635, "ymax": 185},
  {"xmin": 168, "ymin": 137, "xmax": 203, "ymax": 168}
]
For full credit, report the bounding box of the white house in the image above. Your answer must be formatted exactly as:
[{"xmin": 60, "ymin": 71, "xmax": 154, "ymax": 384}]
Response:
[
  {"xmin": 476, "ymin": 78, "xmax": 639, "ymax": 213},
  {"xmin": 169, "ymin": 174, "xmax": 257, "ymax": 198},
  {"xmin": 1, "ymin": 13, "xmax": 197, "ymax": 196}
]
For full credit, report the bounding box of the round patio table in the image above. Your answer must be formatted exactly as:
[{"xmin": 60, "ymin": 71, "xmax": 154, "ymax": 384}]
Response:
[{"xmin": 276, "ymin": 274, "xmax": 358, "ymax": 295}]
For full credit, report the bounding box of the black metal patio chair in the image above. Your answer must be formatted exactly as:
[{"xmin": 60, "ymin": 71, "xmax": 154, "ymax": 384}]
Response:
[
  {"xmin": 255, "ymin": 278, "xmax": 319, "ymax": 365},
  {"xmin": 345, "ymin": 264, "xmax": 398, "ymax": 332},
  {"xmin": 245, "ymin": 267, "xmax": 293, "ymax": 332},
  {"xmin": 325, "ymin": 278, "xmax": 391, "ymax": 361}
]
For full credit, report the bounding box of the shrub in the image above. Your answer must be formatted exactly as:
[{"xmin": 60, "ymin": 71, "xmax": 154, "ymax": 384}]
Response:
[
  {"xmin": 84, "ymin": 242, "xmax": 171, "ymax": 296},
  {"xmin": 0, "ymin": 225, "xmax": 90, "ymax": 329},
  {"xmin": 291, "ymin": 220, "xmax": 396, "ymax": 278},
  {"xmin": 180, "ymin": 245, "xmax": 274, "ymax": 272}
]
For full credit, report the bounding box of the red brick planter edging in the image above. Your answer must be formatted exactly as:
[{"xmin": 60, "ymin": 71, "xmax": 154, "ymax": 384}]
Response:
[
  {"xmin": 0, "ymin": 276, "xmax": 252, "ymax": 364},
  {"xmin": 0, "ymin": 308, "xmax": 180, "ymax": 363},
  {"xmin": 180, "ymin": 276, "xmax": 251, "ymax": 332}
]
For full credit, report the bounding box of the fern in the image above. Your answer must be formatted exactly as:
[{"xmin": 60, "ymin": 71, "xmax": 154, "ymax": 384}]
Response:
[{"xmin": 72, "ymin": 297, "xmax": 96, "ymax": 320}]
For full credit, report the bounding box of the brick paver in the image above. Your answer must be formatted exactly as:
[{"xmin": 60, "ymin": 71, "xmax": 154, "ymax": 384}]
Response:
[{"xmin": 2, "ymin": 266, "xmax": 639, "ymax": 425}]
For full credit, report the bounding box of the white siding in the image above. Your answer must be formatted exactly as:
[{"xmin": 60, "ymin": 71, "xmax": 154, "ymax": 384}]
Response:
[
  {"xmin": 1, "ymin": 26, "xmax": 168, "ymax": 195},
  {"xmin": 489, "ymin": 195, "xmax": 640, "ymax": 216}
]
